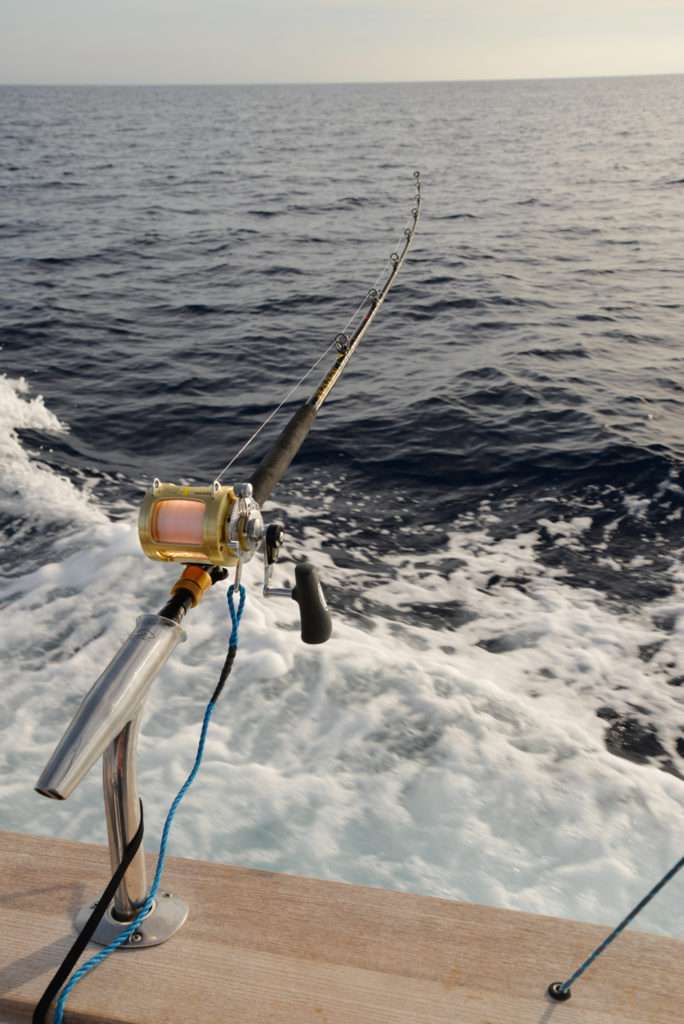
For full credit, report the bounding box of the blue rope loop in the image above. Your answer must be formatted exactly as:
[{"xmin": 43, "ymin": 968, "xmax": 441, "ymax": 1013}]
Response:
[
  {"xmin": 228, "ymin": 583, "xmax": 246, "ymax": 648},
  {"xmin": 53, "ymin": 584, "xmax": 247, "ymax": 1024}
]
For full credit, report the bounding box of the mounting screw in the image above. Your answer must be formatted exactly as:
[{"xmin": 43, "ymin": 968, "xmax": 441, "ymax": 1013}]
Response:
[
  {"xmin": 547, "ymin": 982, "xmax": 571, "ymax": 1002},
  {"xmin": 130, "ymin": 931, "xmax": 143, "ymax": 944}
]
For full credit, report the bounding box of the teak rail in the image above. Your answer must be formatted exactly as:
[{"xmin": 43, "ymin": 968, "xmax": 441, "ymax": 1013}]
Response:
[{"xmin": 1, "ymin": 830, "xmax": 681, "ymax": 1023}]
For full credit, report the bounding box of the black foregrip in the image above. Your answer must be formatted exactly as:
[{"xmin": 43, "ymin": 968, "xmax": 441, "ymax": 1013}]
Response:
[
  {"xmin": 250, "ymin": 402, "xmax": 318, "ymax": 506},
  {"xmin": 291, "ymin": 562, "xmax": 333, "ymax": 644}
]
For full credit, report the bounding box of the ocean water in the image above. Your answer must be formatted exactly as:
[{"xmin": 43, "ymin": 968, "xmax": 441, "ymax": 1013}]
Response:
[{"xmin": 1, "ymin": 77, "xmax": 683, "ymax": 939}]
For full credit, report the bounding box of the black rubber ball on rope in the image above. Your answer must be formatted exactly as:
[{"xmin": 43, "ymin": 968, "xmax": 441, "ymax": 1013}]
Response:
[{"xmin": 547, "ymin": 982, "xmax": 572, "ymax": 1002}]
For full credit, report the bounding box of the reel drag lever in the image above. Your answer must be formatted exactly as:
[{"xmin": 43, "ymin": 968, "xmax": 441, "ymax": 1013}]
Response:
[{"xmin": 263, "ymin": 522, "xmax": 333, "ymax": 645}]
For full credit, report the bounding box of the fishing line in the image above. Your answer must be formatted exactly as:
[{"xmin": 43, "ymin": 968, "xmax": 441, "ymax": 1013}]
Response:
[{"xmin": 215, "ymin": 336, "xmax": 338, "ymax": 481}]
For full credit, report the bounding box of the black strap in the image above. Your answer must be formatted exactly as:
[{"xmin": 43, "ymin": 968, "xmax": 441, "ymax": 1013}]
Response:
[
  {"xmin": 33, "ymin": 801, "xmax": 145, "ymax": 1023},
  {"xmin": 210, "ymin": 646, "xmax": 237, "ymax": 703}
]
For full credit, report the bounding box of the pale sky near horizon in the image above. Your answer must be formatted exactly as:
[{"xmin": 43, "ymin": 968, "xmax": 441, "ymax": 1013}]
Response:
[{"xmin": 1, "ymin": 1, "xmax": 683, "ymax": 85}]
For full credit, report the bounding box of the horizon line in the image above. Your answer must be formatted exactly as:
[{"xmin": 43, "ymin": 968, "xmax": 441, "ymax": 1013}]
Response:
[{"xmin": 1, "ymin": 71, "xmax": 683, "ymax": 88}]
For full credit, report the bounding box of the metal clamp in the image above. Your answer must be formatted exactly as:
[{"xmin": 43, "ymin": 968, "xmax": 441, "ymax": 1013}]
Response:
[{"xmin": 262, "ymin": 522, "xmax": 290, "ymax": 597}]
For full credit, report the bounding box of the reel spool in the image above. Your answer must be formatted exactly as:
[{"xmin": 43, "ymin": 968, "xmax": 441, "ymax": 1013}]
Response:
[{"xmin": 138, "ymin": 479, "xmax": 263, "ymax": 567}]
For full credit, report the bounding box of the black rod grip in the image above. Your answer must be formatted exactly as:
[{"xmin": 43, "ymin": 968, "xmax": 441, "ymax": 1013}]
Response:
[
  {"xmin": 291, "ymin": 562, "xmax": 332, "ymax": 644},
  {"xmin": 250, "ymin": 402, "xmax": 318, "ymax": 506}
]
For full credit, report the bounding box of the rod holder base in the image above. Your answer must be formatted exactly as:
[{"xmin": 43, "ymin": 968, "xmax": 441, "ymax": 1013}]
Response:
[{"xmin": 75, "ymin": 893, "xmax": 188, "ymax": 949}]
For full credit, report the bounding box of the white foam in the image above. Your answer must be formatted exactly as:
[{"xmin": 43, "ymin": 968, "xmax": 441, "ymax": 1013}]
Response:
[
  {"xmin": 623, "ymin": 494, "xmax": 651, "ymax": 520},
  {"xmin": 538, "ymin": 515, "xmax": 593, "ymax": 547},
  {"xmin": 1, "ymin": 507, "xmax": 682, "ymax": 942},
  {"xmin": 0, "ymin": 374, "xmax": 106, "ymax": 526}
]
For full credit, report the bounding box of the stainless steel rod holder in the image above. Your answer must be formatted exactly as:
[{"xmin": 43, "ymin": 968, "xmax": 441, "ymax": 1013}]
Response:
[
  {"xmin": 36, "ymin": 613, "xmax": 189, "ymax": 947},
  {"xmin": 103, "ymin": 713, "xmax": 147, "ymax": 918}
]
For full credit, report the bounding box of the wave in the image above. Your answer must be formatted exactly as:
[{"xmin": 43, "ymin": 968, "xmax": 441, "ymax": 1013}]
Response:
[
  {"xmin": 0, "ymin": 375, "xmax": 106, "ymax": 535},
  {"xmin": 300, "ymin": 386, "xmax": 681, "ymax": 506}
]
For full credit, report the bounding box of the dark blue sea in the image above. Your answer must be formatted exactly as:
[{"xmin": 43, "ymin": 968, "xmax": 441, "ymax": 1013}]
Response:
[{"xmin": 1, "ymin": 78, "xmax": 683, "ymax": 935}]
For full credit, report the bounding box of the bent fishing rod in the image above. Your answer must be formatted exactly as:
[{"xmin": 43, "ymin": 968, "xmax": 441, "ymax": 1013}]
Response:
[
  {"xmin": 33, "ymin": 172, "xmax": 422, "ymax": 1022},
  {"xmin": 148, "ymin": 170, "xmax": 423, "ymax": 636}
]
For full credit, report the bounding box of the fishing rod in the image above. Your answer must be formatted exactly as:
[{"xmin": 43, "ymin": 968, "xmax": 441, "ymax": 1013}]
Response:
[{"xmin": 33, "ymin": 173, "xmax": 422, "ymax": 1019}]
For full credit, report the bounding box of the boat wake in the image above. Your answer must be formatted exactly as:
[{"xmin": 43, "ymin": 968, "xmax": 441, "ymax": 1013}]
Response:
[{"xmin": 1, "ymin": 379, "xmax": 682, "ymax": 939}]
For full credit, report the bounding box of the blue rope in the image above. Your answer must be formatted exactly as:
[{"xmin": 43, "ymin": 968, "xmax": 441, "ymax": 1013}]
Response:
[
  {"xmin": 54, "ymin": 584, "xmax": 246, "ymax": 1024},
  {"xmin": 554, "ymin": 853, "xmax": 683, "ymax": 997}
]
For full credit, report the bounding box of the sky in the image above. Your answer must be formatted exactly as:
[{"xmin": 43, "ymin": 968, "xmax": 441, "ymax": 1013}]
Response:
[{"xmin": 1, "ymin": 1, "xmax": 683, "ymax": 85}]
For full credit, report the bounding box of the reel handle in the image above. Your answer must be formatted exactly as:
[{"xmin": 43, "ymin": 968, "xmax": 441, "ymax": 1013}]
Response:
[{"xmin": 291, "ymin": 562, "xmax": 332, "ymax": 645}]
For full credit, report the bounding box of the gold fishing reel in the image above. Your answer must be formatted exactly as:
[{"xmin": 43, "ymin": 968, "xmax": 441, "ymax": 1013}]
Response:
[{"xmin": 138, "ymin": 479, "xmax": 263, "ymax": 568}]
